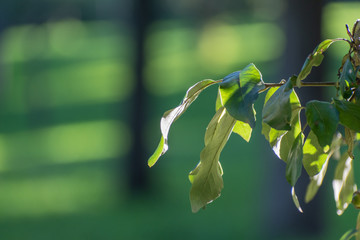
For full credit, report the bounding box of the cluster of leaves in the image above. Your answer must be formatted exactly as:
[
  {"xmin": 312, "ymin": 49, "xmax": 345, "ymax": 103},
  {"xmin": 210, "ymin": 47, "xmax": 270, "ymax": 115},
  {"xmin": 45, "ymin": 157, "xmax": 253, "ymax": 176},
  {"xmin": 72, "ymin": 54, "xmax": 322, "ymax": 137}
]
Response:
[{"xmin": 148, "ymin": 19, "xmax": 360, "ymax": 237}]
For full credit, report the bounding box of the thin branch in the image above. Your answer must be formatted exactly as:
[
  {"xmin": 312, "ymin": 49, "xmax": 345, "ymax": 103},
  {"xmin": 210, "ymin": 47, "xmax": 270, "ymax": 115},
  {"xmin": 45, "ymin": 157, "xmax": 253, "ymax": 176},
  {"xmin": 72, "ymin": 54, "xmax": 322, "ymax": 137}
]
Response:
[{"xmin": 259, "ymin": 81, "xmax": 339, "ymax": 93}]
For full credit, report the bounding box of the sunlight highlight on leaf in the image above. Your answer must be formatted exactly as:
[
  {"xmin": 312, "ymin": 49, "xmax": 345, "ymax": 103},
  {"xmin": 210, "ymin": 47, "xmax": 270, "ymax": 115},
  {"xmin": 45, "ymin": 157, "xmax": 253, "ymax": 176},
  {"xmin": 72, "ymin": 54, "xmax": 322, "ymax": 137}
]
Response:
[
  {"xmin": 333, "ymin": 153, "xmax": 357, "ymax": 215},
  {"xmin": 291, "ymin": 187, "xmax": 303, "ymax": 213}
]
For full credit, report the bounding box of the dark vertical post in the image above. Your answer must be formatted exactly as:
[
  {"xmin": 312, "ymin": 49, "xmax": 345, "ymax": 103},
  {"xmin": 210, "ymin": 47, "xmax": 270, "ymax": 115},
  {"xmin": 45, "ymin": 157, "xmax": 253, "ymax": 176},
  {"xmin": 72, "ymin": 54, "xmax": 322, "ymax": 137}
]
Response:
[
  {"xmin": 128, "ymin": 0, "xmax": 152, "ymax": 192},
  {"xmin": 265, "ymin": 0, "xmax": 324, "ymax": 238}
]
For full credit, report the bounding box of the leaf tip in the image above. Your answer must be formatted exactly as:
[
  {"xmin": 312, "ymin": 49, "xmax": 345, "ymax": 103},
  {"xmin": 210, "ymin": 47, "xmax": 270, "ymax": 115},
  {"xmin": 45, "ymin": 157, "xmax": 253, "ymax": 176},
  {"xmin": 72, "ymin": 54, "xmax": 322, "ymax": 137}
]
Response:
[{"xmin": 291, "ymin": 187, "xmax": 303, "ymax": 213}]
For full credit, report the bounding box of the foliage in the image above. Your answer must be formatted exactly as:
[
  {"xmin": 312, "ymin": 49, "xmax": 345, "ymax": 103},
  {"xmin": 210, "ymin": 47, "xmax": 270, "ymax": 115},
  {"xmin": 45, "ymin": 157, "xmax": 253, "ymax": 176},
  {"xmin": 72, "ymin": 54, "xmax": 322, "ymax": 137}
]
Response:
[{"xmin": 149, "ymin": 19, "xmax": 360, "ymax": 238}]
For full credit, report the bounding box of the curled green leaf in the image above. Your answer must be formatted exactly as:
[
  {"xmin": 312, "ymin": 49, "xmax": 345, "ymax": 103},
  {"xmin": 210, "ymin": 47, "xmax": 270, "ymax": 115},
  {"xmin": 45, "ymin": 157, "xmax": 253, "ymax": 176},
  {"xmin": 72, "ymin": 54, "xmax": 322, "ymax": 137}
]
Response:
[
  {"xmin": 148, "ymin": 79, "xmax": 218, "ymax": 167},
  {"xmin": 219, "ymin": 63, "xmax": 264, "ymax": 128},
  {"xmin": 297, "ymin": 39, "xmax": 342, "ymax": 86},
  {"xmin": 217, "ymin": 86, "xmax": 252, "ymax": 142},
  {"xmin": 262, "ymin": 77, "xmax": 296, "ymax": 130},
  {"xmin": 189, "ymin": 107, "xmax": 236, "ymax": 212},
  {"xmin": 262, "ymin": 85, "xmax": 302, "ymax": 162}
]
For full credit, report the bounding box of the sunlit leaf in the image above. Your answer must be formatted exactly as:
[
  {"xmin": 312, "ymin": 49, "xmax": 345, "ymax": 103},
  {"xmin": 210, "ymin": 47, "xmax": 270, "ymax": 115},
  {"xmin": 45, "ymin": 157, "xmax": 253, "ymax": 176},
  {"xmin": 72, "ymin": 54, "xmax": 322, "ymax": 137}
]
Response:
[
  {"xmin": 148, "ymin": 79, "xmax": 218, "ymax": 167},
  {"xmin": 262, "ymin": 76, "xmax": 296, "ymax": 130},
  {"xmin": 285, "ymin": 132, "xmax": 304, "ymax": 186},
  {"xmin": 297, "ymin": 39, "xmax": 341, "ymax": 86},
  {"xmin": 303, "ymin": 131, "xmax": 329, "ymax": 177},
  {"xmin": 219, "ymin": 63, "xmax": 264, "ymax": 128},
  {"xmin": 334, "ymin": 99, "xmax": 360, "ymax": 132},
  {"xmin": 232, "ymin": 121, "xmax": 252, "ymax": 142},
  {"xmin": 333, "ymin": 152, "xmax": 357, "ymax": 215},
  {"xmin": 305, "ymin": 133, "xmax": 342, "ymax": 203},
  {"xmin": 262, "ymin": 86, "xmax": 302, "ymax": 162},
  {"xmin": 339, "ymin": 57, "xmax": 357, "ymax": 99},
  {"xmin": 189, "ymin": 107, "xmax": 236, "ymax": 212},
  {"xmin": 215, "ymin": 87, "xmax": 222, "ymax": 111},
  {"xmin": 340, "ymin": 229, "xmax": 358, "ymax": 240},
  {"xmin": 217, "ymin": 86, "xmax": 252, "ymax": 142},
  {"xmin": 291, "ymin": 187, "xmax": 303, "ymax": 213},
  {"xmin": 305, "ymin": 157, "xmax": 330, "ymax": 203},
  {"xmin": 305, "ymin": 100, "xmax": 339, "ymax": 148}
]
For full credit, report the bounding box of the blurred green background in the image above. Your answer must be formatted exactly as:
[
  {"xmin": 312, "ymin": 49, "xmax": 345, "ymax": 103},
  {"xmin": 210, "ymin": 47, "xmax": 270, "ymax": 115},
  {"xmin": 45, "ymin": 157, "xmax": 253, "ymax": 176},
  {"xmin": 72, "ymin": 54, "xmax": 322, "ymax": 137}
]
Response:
[{"xmin": 0, "ymin": 0, "xmax": 360, "ymax": 239}]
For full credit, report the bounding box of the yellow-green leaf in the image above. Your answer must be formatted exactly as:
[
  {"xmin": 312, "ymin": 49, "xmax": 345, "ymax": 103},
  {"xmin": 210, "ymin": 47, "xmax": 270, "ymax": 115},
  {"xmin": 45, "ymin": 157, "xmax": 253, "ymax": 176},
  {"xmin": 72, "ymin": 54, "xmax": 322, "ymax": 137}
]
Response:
[
  {"xmin": 189, "ymin": 107, "xmax": 236, "ymax": 212},
  {"xmin": 148, "ymin": 79, "xmax": 217, "ymax": 167},
  {"xmin": 303, "ymin": 131, "xmax": 329, "ymax": 177}
]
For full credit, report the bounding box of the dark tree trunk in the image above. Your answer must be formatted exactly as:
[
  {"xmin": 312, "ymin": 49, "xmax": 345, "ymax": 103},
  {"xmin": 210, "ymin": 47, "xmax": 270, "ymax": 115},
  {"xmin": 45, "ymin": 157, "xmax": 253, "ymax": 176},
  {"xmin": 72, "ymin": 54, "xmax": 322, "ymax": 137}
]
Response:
[
  {"xmin": 265, "ymin": 0, "xmax": 325, "ymax": 238},
  {"xmin": 127, "ymin": 0, "xmax": 152, "ymax": 193}
]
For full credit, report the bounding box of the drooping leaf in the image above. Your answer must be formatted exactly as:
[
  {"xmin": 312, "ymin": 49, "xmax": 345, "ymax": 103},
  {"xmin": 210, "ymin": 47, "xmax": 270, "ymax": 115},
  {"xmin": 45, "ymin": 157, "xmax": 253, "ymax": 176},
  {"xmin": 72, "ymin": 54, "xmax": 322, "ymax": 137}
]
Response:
[
  {"xmin": 339, "ymin": 57, "xmax": 357, "ymax": 99},
  {"xmin": 189, "ymin": 107, "xmax": 236, "ymax": 213},
  {"xmin": 261, "ymin": 87, "xmax": 286, "ymax": 155},
  {"xmin": 303, "ymin": 131, "xmax": 329, "ymax": 177},
  {"xmin": 333, "ymin": 152, "xmax": 357, "ymax": 215},
  {"xmin": 305, "ymin": 133, "xmax": 342, "ymax": 203},
  {"xmin": 340, "ymin": 229, "xmax": 358, "ymax": 240},
  {"xmin": 148, "ymin": 79, "xmax": 218, "ymax": 167},
  {"xmin": 217, "ymin": 86, "xmax": 252, "ymax": 142},
  {"xmin": 262, "ymin": 76, "xmax": 296, "ymax": 130},
  {"xmin": 285, "ymin": 132, "xmax": 304, "ymax": 186},
  {"xmin": 262, "ymin": 86, "xmax": 302, "ymax": 162},
  {"xmin": 219, "ymin": 63, "xmax": 264, "ymax": 128},
  {"xmin": 297, "ymin": 39, "xmax": 341, "ymax": 86},
  {"xmin": 333, "ymin": 99, "xmax": 360, "ymax": 132},
  {"xmin": 305, "ymin": 100, "xmax": 339, "ymax": 148},
  {"xmin": 291, "ymin": 187, "xmax": 303, "ymax": 213},
  {"xmin": 305, "ymin": 157, "xmax": 330, "ymax": 203}
]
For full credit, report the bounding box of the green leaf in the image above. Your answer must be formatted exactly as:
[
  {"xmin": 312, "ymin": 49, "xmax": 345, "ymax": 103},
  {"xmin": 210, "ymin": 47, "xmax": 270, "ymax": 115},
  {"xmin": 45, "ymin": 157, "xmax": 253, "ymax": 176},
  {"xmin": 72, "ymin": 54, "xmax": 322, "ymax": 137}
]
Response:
[
  {"xmin": 262, "ymin": 77, "xmax": 296, "ymax": 130},
  {"xmin": 339, "ymin": 57, "xmax": 357, "ymax": 99},
  {"xmin": 232, "ymin": 121, "xmax": 252, "ymax": 142},
  {"xmin": 305, "ymin": 157, "xmax": 330, "ymax": 203},
  {"xmin": 305, "ymin": 133, "xmax": 342, "ymax": 203},
  {"xmin": 219, "ymin": 63, "xmax": 264, "ymax": 128},
  {"xmin": 291, "ymin": 187, "xmax": 303, "ymax": 213},
  {"xmin": 333, "ymin": 99, "xmax": 360, "ymax": 132},
  {"xmin": 333, "ymin": 152, "xmax": 357, "ymax": 215},
  {"xmin": 215, "ymin": 87, "xmax": 222, "ymax": 111},
  {"xmin": 217, "ymin": 86, "xmax": 252, "ymax": 142},
  {"xmin": 303, "ymin": 131, "xmax": 329, "ymax": 177},
  {"xmin": 189, "ymin": 107, "xmax": 236, "ymax": 212},
  {"xmin": 262, "ymin": 86, "xmax": 302, "ymax": 162},
  {"xmin": 148, "ymin": 79, "xmax": 217, "ymax": 167},
  {"xmin": 305, "ymin": 100, "xmax": 339, "ymax": 148},
  {"xmin": 297, "ymin": 39, "xmax": 341, "ymax": 86},
  {"xmin": 340, "ymin": 229, "xmax": 357, "ymax": 240},
  {"xmin": 285, "ymin": 132, "xmax": 304, "ymax": 186}
]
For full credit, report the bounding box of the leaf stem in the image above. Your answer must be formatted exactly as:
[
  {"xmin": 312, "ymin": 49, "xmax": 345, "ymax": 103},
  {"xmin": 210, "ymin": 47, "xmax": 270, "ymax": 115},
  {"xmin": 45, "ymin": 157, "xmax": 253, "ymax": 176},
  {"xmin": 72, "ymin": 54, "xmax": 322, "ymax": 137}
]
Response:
[{"xmin": 260, "ymin": 81, "xmax": 339, "ymax": 93}]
